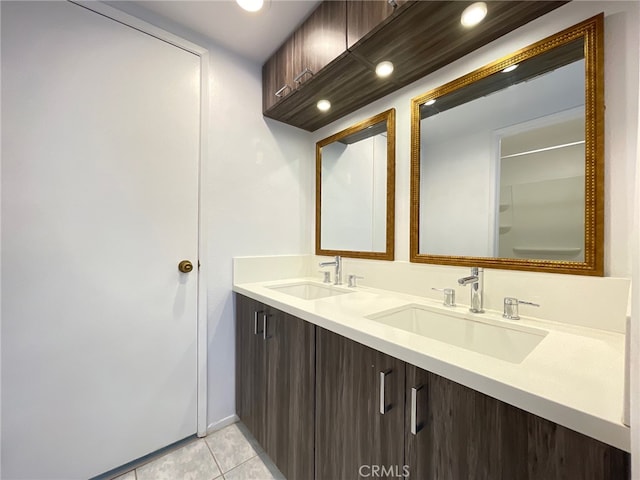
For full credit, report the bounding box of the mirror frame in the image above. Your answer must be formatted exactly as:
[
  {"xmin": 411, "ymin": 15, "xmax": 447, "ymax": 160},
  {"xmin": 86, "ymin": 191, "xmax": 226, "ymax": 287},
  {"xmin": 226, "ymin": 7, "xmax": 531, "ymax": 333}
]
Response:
[
  {"xmin": 316, "ymin": 108, "xmax": 396, "ymax": 260},
  {"xmin": 410, "ymin": 15, "xmax": 604, "ymax": 275}
]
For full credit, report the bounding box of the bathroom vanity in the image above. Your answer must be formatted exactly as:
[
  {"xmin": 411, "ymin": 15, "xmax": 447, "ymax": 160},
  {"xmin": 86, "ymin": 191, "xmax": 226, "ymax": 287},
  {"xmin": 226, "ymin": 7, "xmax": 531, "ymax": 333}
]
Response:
[{"xmin": 234, "ymin": 266, "xmax": 630, "ymax": 480}]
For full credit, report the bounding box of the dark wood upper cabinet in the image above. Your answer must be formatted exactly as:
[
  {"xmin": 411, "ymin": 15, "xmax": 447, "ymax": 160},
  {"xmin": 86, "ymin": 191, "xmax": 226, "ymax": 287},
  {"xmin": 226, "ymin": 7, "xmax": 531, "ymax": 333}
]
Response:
[
  {"xmin": 262, "ymin": 39, "xmax": 295, "ymax": 112},
  {"xmin": 294, "ymin": 1, "xmax": 347, "ymax": 84},
  {"xmin": 262, "ymin": 1, "xmax": 346, "ymax": 112},
  {"xmin": 346, "ymin": 0, "xmax": 409, "ymax": 49},
  {"xmin": 262, "ymin": 0, "xmax": 569, "ymax": 131}
]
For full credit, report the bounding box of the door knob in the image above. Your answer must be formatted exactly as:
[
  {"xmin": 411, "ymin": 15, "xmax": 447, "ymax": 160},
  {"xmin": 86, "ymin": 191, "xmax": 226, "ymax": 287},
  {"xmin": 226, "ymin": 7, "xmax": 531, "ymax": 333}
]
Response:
[{"xmin": 178, "ymin": 260, "xmax": 194, "ymax": 273}]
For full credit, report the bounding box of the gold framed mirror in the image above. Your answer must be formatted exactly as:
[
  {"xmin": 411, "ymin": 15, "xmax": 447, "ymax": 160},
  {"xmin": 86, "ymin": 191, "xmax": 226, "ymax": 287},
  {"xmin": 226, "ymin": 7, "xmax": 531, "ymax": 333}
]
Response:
[
  {"xmin": 316, "ymin": 108, "xmax": 395, "ymax": 260},
  {"xmin": 410, "ymin": 15, "xmax": 604, "ymax": 275}
]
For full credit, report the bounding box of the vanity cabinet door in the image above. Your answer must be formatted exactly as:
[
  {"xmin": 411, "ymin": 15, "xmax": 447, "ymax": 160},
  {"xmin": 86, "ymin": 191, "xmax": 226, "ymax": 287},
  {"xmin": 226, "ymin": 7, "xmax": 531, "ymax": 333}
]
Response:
[
  {"xmin": 264, "ymin": 310, "xmax": 315, "ymax": 480},
  {"xmin": 235, "ymin": 294, "xmax": 267, "ymax": 446},
  {"xmin": 405, "ymin": 364, "xmax": 630, "ymax": 480},
  {"xmin": 235, "ymin": 294, "xmax": 315, "ymax": 480},
  {"xmin": 316, "ymin": 327, "xmax": 405, "ymax": 480},
  {"xmin": 405, "ymin": 364, "xmax": 510, "ymax": 479}
]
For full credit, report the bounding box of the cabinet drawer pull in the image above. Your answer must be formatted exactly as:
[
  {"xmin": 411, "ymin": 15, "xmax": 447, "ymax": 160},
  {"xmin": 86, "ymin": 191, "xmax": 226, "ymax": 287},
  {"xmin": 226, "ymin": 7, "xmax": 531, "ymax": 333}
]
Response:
[
  {"xmin": 275, "ymin": 84, "xmax": 292, "ymax": 97},
  {"xmin": 294, "ymin": 67, "xmax": 314, "ymax": 85},
  {"xmin": 411, "ymin": 385, "xmax": 424, "ymax": 435},
  {"xmin": 253, "ymin": 310, "xmax": 264, "ymax": 335},
  {"xmin": 262, "ymin": 313, "xmax": 271, "ymax": 340},
  {"xmin": 379, "ymin": 370, "xmax": 391, "ymax": 414}
]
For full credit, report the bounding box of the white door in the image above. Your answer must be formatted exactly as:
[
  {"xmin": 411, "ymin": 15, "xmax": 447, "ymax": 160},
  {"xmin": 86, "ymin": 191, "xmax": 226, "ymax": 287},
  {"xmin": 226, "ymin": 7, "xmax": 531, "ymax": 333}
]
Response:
[{"xmin": 1, "ymin": 2, "xmax": 201, "ymax": 478}]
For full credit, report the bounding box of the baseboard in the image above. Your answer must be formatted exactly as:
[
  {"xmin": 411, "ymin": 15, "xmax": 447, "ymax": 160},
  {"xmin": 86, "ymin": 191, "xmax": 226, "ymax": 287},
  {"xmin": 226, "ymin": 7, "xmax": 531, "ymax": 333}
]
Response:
[{"xmin": 205, "ymin": 414, "xmax": 239, "ymax": 436}]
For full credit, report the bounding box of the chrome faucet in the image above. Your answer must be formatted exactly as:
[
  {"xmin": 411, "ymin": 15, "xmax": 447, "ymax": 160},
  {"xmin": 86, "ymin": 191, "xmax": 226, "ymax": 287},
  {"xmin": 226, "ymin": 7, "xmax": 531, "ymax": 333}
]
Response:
[
  {"xmin": 319, "ymin": 255, "xmax": 342, "ymax": 285},
  {"xmin": 457, "ymin": 267, "xmax": 484, "ymax": 313}
]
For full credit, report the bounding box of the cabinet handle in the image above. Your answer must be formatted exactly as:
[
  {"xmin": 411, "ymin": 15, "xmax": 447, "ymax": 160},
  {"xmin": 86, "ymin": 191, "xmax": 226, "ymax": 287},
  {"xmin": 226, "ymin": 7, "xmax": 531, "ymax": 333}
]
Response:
[
  {"xmin": 253, "ymin": 310, "xmax": 264, "ymax": 335},
  {"xmin": 410, "ymin": 385, "xmax": 424, "ymax": 435},
  {"xmin": 379, "ymin": 370, "xmax": 391, "ymax": 414},
  {"xmin": 294, "ymin": 67, "xmax": 314, "ymax": 85},
  {"xmin": 262, "ymin": 313, "xmax": 271, "ymax": 340},
  {"xmin": 275, "ymin": 84, "xmax": 292, "ymax": 98}
]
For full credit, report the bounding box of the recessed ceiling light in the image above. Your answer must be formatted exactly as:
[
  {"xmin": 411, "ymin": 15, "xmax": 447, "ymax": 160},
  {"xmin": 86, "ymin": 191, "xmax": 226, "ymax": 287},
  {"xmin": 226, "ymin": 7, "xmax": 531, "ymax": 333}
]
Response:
[
  {"xmin": 425, "ymin": 99, "xmax": 436, "ymax": 106},
  {"xmin": 236, "ymin": 0, "xmax": 264, "ymax": 12},
  {"xmin": 461, "ymin": 2, "xmax": 487, "ymax": 28},
  {"xmin": 375, "ymin": 61, "xmax": 394, "ymax": 78},
  {"xmin": 317, "ymin": 99, "xmax": 331, "ymax": 112},
  {"xmin": 502, "ymin": 64, "xmax": 519, "ymax": 73}
]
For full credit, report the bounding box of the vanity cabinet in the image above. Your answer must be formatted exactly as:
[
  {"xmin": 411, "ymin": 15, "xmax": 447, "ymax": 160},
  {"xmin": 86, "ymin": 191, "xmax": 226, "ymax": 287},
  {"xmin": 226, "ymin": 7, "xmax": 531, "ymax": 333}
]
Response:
[
  {"xmin": 315, "ymin": 327, "xmax": 405, "ymax": 480},
  {"xmin": 236, "ymin": 295, "xmax": 629, "ymax": 479},
  {"xmin": 235, "ymin": 294, "xmax": 315, "ymax": 480},
  {"xmin": 405, "ymin": 364, "xmax": 629, "ymax": 480},
  {"xmin": 262, "ymin": 1, "xmax": 347, "ymax": 112}
]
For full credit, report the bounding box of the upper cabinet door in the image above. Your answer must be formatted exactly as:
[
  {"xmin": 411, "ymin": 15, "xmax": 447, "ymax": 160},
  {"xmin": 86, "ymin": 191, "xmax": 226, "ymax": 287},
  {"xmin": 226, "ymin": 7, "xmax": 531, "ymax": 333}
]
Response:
[
  {"xmin": 292, "ymin": 1, "xmax": 347, "ymax": 88},
  {"xmin": 263, "ymin": 1, "xmax": 346, "ymax": 112},
  {"xmin": 262, "ymin": 38, "xmax": 295, "ymax": 112},
  {"xmin": 347, "ymin": 0, "xmax": 408, "ymax": 49}
]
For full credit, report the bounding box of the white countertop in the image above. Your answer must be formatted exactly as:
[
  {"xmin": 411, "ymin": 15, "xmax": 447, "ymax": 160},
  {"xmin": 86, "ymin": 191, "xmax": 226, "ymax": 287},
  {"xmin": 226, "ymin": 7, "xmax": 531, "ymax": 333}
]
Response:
[{"xmin": 234, "ymin": 277, "xmax": 630, "ymax": 452}]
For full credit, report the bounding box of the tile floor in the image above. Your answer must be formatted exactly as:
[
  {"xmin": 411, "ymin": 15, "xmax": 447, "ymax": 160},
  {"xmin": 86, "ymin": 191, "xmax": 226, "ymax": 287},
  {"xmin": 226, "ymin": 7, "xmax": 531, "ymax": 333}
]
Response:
[{"xmin": 112, "ymin": 422, "xmax": 285, "ymax": 480}]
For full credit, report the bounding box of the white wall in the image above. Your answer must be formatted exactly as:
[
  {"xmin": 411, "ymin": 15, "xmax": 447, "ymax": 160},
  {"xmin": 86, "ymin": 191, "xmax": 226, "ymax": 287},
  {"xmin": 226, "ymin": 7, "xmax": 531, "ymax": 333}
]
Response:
[
  {"xmin": 204, "ymin": 45, "xmax": 312, "ymax": 427},
  {"xmin": 103, "ymin": 2, "xmax": 314, "ymax": 431}
]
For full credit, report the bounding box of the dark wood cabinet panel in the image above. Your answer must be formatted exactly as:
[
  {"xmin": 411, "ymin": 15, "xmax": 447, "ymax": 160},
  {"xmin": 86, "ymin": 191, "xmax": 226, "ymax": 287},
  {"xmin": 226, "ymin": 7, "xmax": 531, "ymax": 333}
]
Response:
[
  {"xmin": 264, "ymin": 310, "xmax": 315, "ymax": 480},
  {"xmin": 262, "ymin": 0, "xmax": 568, "ymax": 131},
  {"xmin": 294, "ymin": 1, "xmax": 347, "ymax": 88},
  {"xmin": 315, "ymin": 328, "xmax": 404, "ymax": 480},
  {"xmin": 346, "ymin": 0, "xmax": 409, "ymax": 49},
  {"xmin": 235, "ymin": 294, "xmax": 315, "ymax": 480},
  {"xmin": 263, "ymin": 1, "xmax": 346, "ymax": 112},
  {"xmin": 235, "ymin": 294, "xmax": 267, "ymax": 446},
  {"xmin": 405, "ymin": 364, "xmax": 629, "ymax": 480},
  {"xmin": 262, "ymin": 39, "xmax": 295, "ymax": 112},
  {"xmin": 353, "ymin": 1, "xmax": 569, "ymax": 87}
]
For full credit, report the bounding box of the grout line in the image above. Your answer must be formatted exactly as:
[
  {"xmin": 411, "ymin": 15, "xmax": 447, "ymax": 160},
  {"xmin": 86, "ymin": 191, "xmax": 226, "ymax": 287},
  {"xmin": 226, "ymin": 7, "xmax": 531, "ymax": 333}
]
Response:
[
  {"xmin": 202, "ymin": 435, "xmax": 225, "ymax": 476},
  {"xmin": 223, "ymin": 454, "xmax": 262, "ymax": 476}
]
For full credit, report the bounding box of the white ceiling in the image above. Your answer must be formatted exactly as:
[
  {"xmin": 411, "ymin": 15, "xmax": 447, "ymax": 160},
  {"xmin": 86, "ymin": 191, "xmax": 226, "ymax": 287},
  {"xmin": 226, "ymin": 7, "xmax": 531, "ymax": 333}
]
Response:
[{"xmin": 125, "ymin": 0, "xmax": 321, "ymax": 64}]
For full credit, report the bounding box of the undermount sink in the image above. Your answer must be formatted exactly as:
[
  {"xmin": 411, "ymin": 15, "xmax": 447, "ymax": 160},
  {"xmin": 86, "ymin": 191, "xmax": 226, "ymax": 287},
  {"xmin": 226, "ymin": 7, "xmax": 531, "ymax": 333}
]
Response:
[
  {"xmin": 367, "ymin": 304, "xmax": 547, "ymax": 363},
  {"xmin": 267, "ymin": 281, "xmax": 351, "ymax": 300}
]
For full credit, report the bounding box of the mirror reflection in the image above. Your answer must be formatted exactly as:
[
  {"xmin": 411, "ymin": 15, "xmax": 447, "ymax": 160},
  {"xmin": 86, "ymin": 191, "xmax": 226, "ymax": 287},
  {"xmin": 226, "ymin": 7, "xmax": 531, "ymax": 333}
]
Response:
[
  {"xmin": 316, "ymin": 109, "xmax": 395, "ymax": 260},
  {"xmin": 411, "ymin": 16, "xmax": 603, "ymax": 275}
]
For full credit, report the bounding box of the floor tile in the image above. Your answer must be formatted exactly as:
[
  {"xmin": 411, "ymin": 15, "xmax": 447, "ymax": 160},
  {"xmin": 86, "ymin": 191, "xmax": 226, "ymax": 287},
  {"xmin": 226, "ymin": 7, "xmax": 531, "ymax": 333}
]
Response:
[
  {"xmin": 136, "ymin": 439, "xmax": 220, "ymax": 480},
  {"xmin": 205, "ymin": 423, "xmax": 259, "ymax": 473},
  {"xmin": 113, "ymin": 471, "xmax": 136, "ymax": 480},
  {"xmin": 224, "ymin": 455, "xmax": 284, "ymax": 480}
]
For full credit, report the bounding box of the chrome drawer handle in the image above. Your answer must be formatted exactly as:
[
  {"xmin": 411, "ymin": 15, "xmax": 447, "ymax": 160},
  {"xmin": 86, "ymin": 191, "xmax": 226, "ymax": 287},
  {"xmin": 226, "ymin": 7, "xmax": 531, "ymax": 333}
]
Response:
[
  {"xmin": 294, "ymin": 67, "xmax": 314, "ymax": 85},
  {"xmin": 253, "ymin": 310, "xmax": 263, "ymax": 335},
  {"xmin": 379, "ymin": 370, "xmax": 391, "ymax": 414},
  {"xmin": 410, "ymin": 385, "xmax": 424, "ymax": 435},
  {"xmin": 262, "ymin": 313, "xmax": 271, "ymax": 340},
  {"xmin": 275, "ymin": 84, "xmax": 292, "ymax": 97}
]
